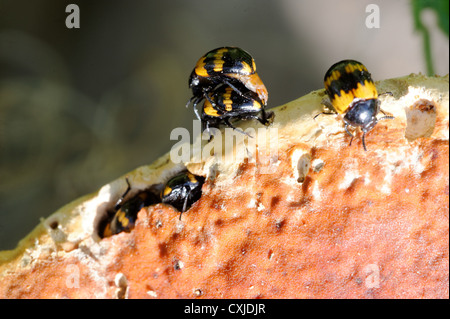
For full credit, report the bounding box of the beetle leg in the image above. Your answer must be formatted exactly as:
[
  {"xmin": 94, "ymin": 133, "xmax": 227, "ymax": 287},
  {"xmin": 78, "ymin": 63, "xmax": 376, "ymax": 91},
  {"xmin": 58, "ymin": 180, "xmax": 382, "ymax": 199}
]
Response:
[
  {"xmin": 222, "ymin": 79, "xmax": 245, "ymax": 97},
  {"xmin": 379, "ymin": 91, "xmax": 393, "ymax": 98},
  {"xmin": 179, "ymin": 193, "xmax": 189, "ymax": 221},
  {"xmin": 193, "ymin": 103, "xmax": 202, "ymax": 121},
  {"xmin": 379, "ymin": 111, "xmax": 395, "ymax": 120},
  {"xmin": 313, "ymin": 110, "xmax": 336, "ymax": 120},
  {"xmin": 258, "ymin": 109, "xmax": 275, "ymax": 126},
  {"xmin": 223, "ymin": 118, "xmax": 254, "ymax": 138},
  {"xmin": 314, "ymin": 98, "xmax": 336, "ymax": 120},
  {"xmin": 361, "ymin": 131, "xmax": 368, "ymax": 151},
  {"xmin": 202, "ymin": 120, "xmax": 216, "ymax": 142},
  {"xmin": 204, "ymin": 91, "xmax": 215, "ymax": 105},
  {"xmin": 186, "ymin": 96, "xmax": 195, "ymax": 108},
  {"xmin": 176, "ymin": 190, "xmax": 188, "ymax": 220},
  {"xmin": 344, "ymin": 124, "xmax": 355, "ymax": 147},
  {"xmin": 114, "ymin": 178, "xmax": 131, "ymax": 211}
]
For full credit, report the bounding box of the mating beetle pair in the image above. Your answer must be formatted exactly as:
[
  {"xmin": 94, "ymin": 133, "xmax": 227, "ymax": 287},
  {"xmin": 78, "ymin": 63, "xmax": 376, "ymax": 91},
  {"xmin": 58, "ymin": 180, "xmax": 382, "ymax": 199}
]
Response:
[
  {"xmin": 187, "ymin": 46, "xmax": 274, "ymax": 135},
  {"xmin": 100, "ymin": 171, "xmax": 205, "ymax": 238}
]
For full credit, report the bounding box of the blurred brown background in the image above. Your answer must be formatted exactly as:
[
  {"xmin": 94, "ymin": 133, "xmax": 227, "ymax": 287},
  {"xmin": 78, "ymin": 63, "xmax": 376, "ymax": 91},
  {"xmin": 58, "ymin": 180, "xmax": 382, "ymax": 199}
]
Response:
[{"xmin": 0, "ymin": 0, "xmax": 448, "ymax": 249}]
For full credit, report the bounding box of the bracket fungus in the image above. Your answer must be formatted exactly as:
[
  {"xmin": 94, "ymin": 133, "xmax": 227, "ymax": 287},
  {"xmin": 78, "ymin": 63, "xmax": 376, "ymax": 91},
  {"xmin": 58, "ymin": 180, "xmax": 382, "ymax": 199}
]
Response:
[{"xmin": 0, "ymin": 74, "xmax": 448, "ymax": 298}]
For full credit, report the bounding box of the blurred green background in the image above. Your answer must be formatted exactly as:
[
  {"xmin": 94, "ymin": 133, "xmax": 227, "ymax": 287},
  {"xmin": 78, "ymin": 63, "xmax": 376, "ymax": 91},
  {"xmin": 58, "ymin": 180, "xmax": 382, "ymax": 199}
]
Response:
[{"xmin": 0, "ymin": 0, "xmax": 448, "ymax": 250}]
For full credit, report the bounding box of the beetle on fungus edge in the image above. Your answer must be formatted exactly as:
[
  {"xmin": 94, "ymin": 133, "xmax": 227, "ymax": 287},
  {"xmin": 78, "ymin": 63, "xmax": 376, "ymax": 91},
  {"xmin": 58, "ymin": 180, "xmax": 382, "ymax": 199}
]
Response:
[
  {"xmin": 100, "ymin": 172, "xmax": 206, "ymax": 237},
  {"xmin": 100, "ymin": 179, "xmax": 159, "ymax": 238},
  {"xmin": 317, "ymin": 59, "xmax": 394, "ymax": 151},
  {"xmin": 161, "ymin": 171, "xmax": 205, "ymax": 220}
]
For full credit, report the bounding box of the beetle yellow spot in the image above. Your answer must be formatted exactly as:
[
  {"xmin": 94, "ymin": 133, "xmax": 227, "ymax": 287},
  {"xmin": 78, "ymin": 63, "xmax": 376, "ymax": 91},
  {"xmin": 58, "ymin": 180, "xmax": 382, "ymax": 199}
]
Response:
[
  {"xmin": 223, "ymin": 87, "xmax": 233, "ymax": 111},
  {"xmin": 353, "ymin": 80, "xmax": 378, "ymax": 100},
  {"xmin": 344, "ymin": 63, "xmax": 367, "ymax": 74},
  {"xmin": 213, "ymin": 48, "xmax": 228, "ymax": 73},
  {"xmin": 117, "ymin": 211, "xmax": 129, "ymax": 228},
  {"xmin": 187, "ymin": 172, "xmax": 199, "ymax": 184},
  {"xmin": 103, "ymin": 224, "xmax": 112, "ymax": 237},
  {"xmin": 252, "ymin": 99, "xmax": 262, "ymax": 110},
  {"xmin": 324, "ymin": 70, "xmax": 341, "ymax": 89},
  {"xmin": 163, "ymin": 186, "xmax": 173, "ymax": 197},
  {"xmin": 331, "ymin": 91, "xmax": 355, "ymax": 114},
  {"xmin": 331, "ymin": 80, "xmax": 378, "ymax": 113},
  {"xmin": 194, "ymin": 57, "xmax": 209, "ymax": 77},
  {"xmin": 203, "ymin": 100, "xmax": 219, "ymax": 117}
]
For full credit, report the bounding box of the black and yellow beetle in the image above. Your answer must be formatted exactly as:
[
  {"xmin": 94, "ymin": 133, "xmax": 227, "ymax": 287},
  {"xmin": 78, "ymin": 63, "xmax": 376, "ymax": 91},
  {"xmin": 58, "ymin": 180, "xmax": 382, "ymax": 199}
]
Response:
[
  {"xmin": 100, "ymin": 179, "xmax": 159, "ymax": 238},
  {"xmin": 187, "ymin": 46, "xmax": 268, "ymax": 118},
  {"xmin": 201, "ymin": 83, "xmax": 274, "ymax": 135},
  {"xmin": 161, "ymin": 171, "xmax": 205, "ymax": 220},
  {"xmin": 319, "ymin": 59, "xmax": 394, "ymax": 151}
]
